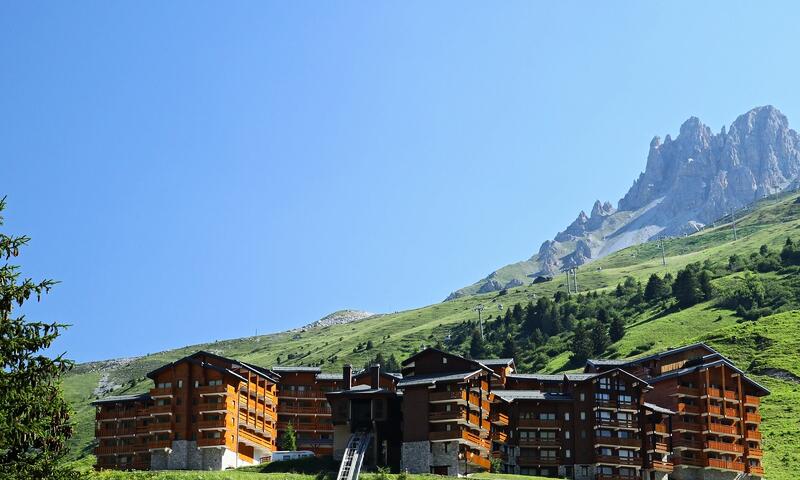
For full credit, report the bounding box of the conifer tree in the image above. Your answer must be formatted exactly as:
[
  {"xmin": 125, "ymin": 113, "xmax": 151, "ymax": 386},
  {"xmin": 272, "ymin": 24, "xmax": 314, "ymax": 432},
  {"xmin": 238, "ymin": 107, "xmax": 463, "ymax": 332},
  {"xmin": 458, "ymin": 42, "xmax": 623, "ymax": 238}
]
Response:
[
  {"xmin": 590, "ymin": 322, "xmax": 610, "ymax": 355},
  {"xmin": 469, "ymin": 329, "xmax": 486, "ymax": 359},
  {"xmin": 0, "ymin": 199, "xmax": 77, "ymax": 479},
  {"xmin": 280, "ymin": 423, "xmax": 297, "ymax": 451},
  {"xmin": 569, "ymin": 323, "xmax": 593, "ymax": 365},
  {"xmin": 609, "ymin": 316, "xmax": 625, "ymax": 342}
]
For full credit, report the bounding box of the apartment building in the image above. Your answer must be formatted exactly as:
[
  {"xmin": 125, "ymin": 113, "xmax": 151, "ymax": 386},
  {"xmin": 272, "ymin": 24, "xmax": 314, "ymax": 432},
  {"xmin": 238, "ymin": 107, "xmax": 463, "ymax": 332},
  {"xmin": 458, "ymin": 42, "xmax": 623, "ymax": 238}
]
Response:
[
  {"xmin": 93, "ymin": 351, "xmax": 280, "ymax": 471},
  {"xmin": 93, "ymin": 343, "xmax": 767, "ymax": 479},
  {"xmin": 585, "ymin": 343, "xmax": 769, "ymax": 479},
  {"xmin": 272, "ymin": 366, "xmax": 342, "ymax": 455}
]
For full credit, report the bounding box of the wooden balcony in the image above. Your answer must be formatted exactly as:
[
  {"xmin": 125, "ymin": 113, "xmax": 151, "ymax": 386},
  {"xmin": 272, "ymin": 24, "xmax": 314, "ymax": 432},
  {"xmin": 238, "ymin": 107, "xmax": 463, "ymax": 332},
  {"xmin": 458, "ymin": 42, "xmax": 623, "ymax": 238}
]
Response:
[
  {"xmin": 517, "ymin": 456, "xmax": 560, "ymax": 467},
  {"xmin": 489, "ymin": 412, "xmax": 509, "ymax": 425},
  {"xmin": 519, "ymin": 438, "xmax": 561, "ymax": 447},
  {"xmin": 706, "ymin": 405, "xmax": 739, "ymax": 417},
  {"xmin": 595, "ymin": 418, "xmax": 637, "ymax": 429},
  {"xmin": 595, "ymin": 454, "xmax": 641, "ymax": 466},
  {"xmin": 749, "ymin": 465, "xmax": 764, "ymax": 475},
  {"xmin": 673, "ymin": 456, "xmax": 704, "ymax": 467},
  {"xmin": 429, "ymin": 410, "xmax": 466, "ymax": 422},
  {"xmin": 706, "ymin": 423, "xmax": 739, "ymax": 435},
  {"xmin": 648, "ymin": 460, "xmax": 673, "ymax": 472},
  {"xmin": 673, "ymin": 385, "xmax": 701, "ymax": 397},
  {"xmin": 707, "ymin": 458, "xmax": 745, "ymax": 472},
  {"xmin": 467, "ymin": 413, "xmax": 490, "ymax": 431},
  {"xmin": 518, "ymin": 418, "xmax": 561, "ymax": 429},
  {"xmin": 279, "ymin": 389, "xmax": 327, "ymax": 399},
  {"xmin": 672, "ymin": 420, "xmax": 702, "ymax": 432},
  {"xmin": 745, "ymin": 430, "xmax": 762, "ymax": 441},
  {"xmin": 149, "ymin": 405, "xmax": 172, "ymax": 415},
  {"xmin": 197, "ymin": 385, "xmax": 228, "ymax": 395},
  {"xmin": 747, "ymin": 448, "xmax": 763, "ymax": 457},
  {"xmin": 705, "ymin": 440, "xmax": 744, "ymax": 454},
  {"xmin": 429, "ymin": 390, "xmax": 467, "ymax": 403},
  {"xmin": 276, "ymin": 404, "xmax": 331, "ymax": 415},
  {"xmin": 594, "ymin": 436, "xmax": 641, "ymax": 448},
  {"xmin": 467, "ymin": 452, "xmax": 492, "ymax": 470},
  {"xmin": 676, "ymin": 403, "xmax": 701, "ymax": 415},
  {"xmin": 96, "ymin": 427, "xmax": 136, "ymax": 438},
  {"xmin": 197, "ymin": 400, "xmax": 232, "ymax": 413},
  {"xmin": 148, "ymin": 440, "xmax": 172, "ymax": 450},
  {"xmin": 149, "ymin": 387, "xmax": 173, "ymax": 398},
  {"xmin": 745, "ymin": 412, "xmax": 762, "ymax": 423},
  {"xmin": 705, "ymin": 388, "xmax": 738, "ymax": 401},
  {"xmin": 197, "ymin": 437, "xmax": 226, "ymax": 448},
  {"xmin": 744, "ymin": 395, "xmax": 760, "ymax": 406},
  {"xmin": 277, "ymin": 421, "xmax": 331, "ymax": 432},
  {"xmin": 468, "ymin": 394, "xmax": 491, "ymax": 411},
  {"xmin": 429, "ymin": 429, "xmax": 490, "ymax": 449},
  {"xmin": 238, "ymin": 428, "xmax": 272, "ymax": 447},
  {"xmin": 491, "ymin": 431, "xmax": 508, "ymax": 443},
  {"xmin": 651, "ymin": 441, "xmax": 669, "ymax": 453},
  {"xmin": 197, "ymin": 418, "xmax": 227, "ymax": 430},
  {"xmin": 672, "ymin": 438, "xmax": 703, "ymax": 450}
]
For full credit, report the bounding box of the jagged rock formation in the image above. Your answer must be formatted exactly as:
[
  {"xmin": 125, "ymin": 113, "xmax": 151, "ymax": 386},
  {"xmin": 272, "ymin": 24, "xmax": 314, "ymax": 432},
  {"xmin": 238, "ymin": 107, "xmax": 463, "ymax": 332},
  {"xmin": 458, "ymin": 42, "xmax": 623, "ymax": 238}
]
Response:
[{"xmin": 447, "ymin": 106, "xmax": 800, "ymax": 300}]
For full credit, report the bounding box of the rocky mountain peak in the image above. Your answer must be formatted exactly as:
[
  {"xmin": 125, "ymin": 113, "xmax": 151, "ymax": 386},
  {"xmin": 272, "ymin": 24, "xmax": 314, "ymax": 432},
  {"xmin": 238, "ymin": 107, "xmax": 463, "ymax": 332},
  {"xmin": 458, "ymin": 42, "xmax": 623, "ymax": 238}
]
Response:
[{"xmin": 449, "ymin": 106, "xmax": 800, "ymax": 299}]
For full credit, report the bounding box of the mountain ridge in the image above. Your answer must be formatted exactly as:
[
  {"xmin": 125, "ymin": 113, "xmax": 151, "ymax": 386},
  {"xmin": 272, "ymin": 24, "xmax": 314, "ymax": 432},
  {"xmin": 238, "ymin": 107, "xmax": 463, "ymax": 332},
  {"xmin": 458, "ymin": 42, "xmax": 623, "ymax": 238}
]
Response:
[{"xmin": 447, "ymin": 105, "xmax": 800, "ymax": 300}]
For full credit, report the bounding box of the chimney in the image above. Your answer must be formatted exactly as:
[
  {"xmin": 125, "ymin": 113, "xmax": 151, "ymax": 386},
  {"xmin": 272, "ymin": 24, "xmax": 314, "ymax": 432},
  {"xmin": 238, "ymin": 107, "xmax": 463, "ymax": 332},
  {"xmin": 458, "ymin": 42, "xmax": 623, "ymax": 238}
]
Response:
[
  {"xmin": 343, "ymin": 364, "xmax": 352, "ymax": 390},
  {"xmin": 370, "ymin": 364, "xmax": 381, "ymax": 389}
]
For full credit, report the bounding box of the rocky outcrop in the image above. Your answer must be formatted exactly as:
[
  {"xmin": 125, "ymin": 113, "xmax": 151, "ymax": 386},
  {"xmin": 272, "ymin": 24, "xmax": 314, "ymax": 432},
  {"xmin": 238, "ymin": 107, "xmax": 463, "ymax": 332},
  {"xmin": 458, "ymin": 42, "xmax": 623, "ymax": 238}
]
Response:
[{"xmin": 448, "ymin": 106, "xmax": 800, "ymax": 298}]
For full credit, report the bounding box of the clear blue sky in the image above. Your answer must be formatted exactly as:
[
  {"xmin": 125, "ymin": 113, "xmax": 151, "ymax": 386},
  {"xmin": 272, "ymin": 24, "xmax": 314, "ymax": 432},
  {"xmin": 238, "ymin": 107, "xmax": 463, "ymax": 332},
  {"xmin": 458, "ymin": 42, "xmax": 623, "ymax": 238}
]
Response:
[{"xmin": 2, "ymin": 2, "xmax": 800, "ymax": 362}]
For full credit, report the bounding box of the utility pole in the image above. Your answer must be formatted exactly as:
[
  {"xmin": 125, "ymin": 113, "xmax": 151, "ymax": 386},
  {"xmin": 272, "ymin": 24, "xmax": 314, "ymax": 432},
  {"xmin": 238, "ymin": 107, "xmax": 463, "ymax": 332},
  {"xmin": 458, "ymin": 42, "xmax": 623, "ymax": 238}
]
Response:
[
  {"xmin": 473, "ymin": 304, "xmax": 485, "ymax": 339},
  {"xmin": 572, "ymin": 268, "xmax": 578, "ymax": 293},
  {"xmin": 565, "ymin": 270, "xmax": 572, "ymax": 294},
  {"xmin": 659, "ymin": 237, "xmax": 666, "ymax": 266}
]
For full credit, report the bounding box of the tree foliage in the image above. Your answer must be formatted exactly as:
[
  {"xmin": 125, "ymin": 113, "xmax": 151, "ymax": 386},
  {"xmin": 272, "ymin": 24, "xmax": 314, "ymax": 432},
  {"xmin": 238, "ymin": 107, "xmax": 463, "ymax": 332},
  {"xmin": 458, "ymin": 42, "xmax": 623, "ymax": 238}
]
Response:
[
  {"xmin": 0, "ymin": 198, "xmax": 77, "ymax": 479},
  {"xmin": 279, "ymin": 423, "xmax": 297, "ymax": 451}
]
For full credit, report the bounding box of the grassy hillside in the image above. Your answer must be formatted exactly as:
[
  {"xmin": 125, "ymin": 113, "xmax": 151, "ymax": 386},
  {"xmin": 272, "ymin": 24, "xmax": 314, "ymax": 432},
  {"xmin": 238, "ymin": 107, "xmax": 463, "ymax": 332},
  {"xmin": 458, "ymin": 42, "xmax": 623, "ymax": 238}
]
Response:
[{"xmin": 64, "ymin": 192, "xmax": 800, "ymax": 478}]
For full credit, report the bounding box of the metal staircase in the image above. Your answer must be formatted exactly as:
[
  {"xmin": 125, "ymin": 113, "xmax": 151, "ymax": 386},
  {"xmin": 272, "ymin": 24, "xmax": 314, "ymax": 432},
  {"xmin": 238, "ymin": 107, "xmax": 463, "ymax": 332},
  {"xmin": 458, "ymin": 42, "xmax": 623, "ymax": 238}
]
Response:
[{"xmin": 336, "ymin": 431, "xmax": 372, "ymax": 480}]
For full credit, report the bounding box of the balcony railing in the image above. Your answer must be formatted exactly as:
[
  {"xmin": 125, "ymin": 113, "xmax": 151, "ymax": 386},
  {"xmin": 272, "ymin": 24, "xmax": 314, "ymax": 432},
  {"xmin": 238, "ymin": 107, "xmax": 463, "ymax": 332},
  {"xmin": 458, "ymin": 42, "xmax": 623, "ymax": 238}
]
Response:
[
  {"xmin": 519, "ymin": 438, "xmax": 560, "ymax": 447},
  {"xmin": 707, "ymin": 405, "xmax": 739, "ymax": 417},
  {"xmin": 197, "ymin": 385, "xmax": 228, "ymax": 395},
  {"xmin": 517, "ymin": 456, "xmax": 560, "ymax": 467},
  {"xmin": 197, "ymin": 437, "xmax": 226, "ymax": 448},
  {"xmin": 749, "ymin": 465, "xmax": 764, "ymax": 475},
  {"xmin": 149, "ymin": 387, "xmax": 173, "ymax": 398},
  {"xmin": 745, "ymin": 412, "xmax": 761, "ymax": 423},
  {"xmin": 277, "ymin": 405, "xmax": 331, "ymax": 415},
  {"xmin": 747, "ymin": 448, "xmax": 763, "ymax": 457},
  {"xmin": 672, "ymin": 420, "xmax": 702, "ymax": 432},
  {"xmin": 648, "ymin": 460, "xmax": 673, "ymax": 472},
  {"xmin": 429, "ymin": 410, "xmax": 466, "ymax": 422},
  {"xmin": 149, "ymin": 405, "xmax": 172, "ymax": 415},
  {"xmin": 429, "ymin": 391, "xmax": 467, "ymax": 402},
  {"xmin": 744, "ymin": 395, "xmax": 760, "ymax": 406},
  {"xmin": 676, "ymin": 403, "xmax": 701, "ymax": 415},
  {"xmin": 707, "ymin": 423, "xmax": 739, "ymax": 435},
  {"xmin": 491, "ymin": 431, "xmax": 508, "ymax": 443},
  {"xmin": 197, "ymin": 418, "xmax": 227, "ymax": 430},
  {"xmin": 596, "ymin": 475, "xmax": 642, "ymax": 480},
  {"xmin": 429, "ymin": 429, "xmax": 490, "ymax": 449},
  {"xmin": 674, "ymin": 385, "xmax": 701, "ymax": 397},
  {"xmin": 651, "ymin": 441, "xmax": 669, "ymax": 453},
  {"xmin": 647, "ymin": 423, "xmax": 668, "ymax": 434},
  {"xmin": 707, "ymin": 458, "xmax": 745, "ymax": 472},
  {"xmin": 705, "ymin": 388, "xmax": 738, "ymax": 401},
  {"xmin": 705, "ymin": 440, "xmax": 744, "ymax": 454},
  {"xmin": 148, "ymin": 440, "xmax": 172, "ymax": 450},
  {"xmin": 746, "ymin": 431, "xmax": 762, "ymax": 441},
  {"xmin": 595, "ymin": 455, "xmax": 641, "ymax": 466},
  {"xmin": 594, "ymin": 437, "xmax": 641, "ymax": 448},
  {"xmin": 672, "ymin": 438, "xmax": 703, "ymax": 450},
  {"xmin": 489, "ymin": 412, "xmax": 509, "ymax": 425},
  {"xmin": 518, "ymin": 418, "xmax": 561, "ymax": 429},
  {"xmin": 96, "ymin": 427, "xmax": 136, "ymax": 437},
  {"xmin": 595, "ymin": 419, "xmax": 637, "ymax": 429},
  {"xmin": 279, "ymin": 390, "xmax": 327, "ymax": 399},
  {"xmin": 673, "ymin": 456, "xmax": 704, "ymax": 467}
]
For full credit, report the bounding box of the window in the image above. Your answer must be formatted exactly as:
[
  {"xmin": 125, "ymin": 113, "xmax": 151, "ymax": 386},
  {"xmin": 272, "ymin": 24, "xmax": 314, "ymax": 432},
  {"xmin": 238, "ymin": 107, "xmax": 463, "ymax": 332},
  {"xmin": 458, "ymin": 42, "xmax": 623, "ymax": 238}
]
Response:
[
  {"xmin": 539, "ymin": 413, "xmax": 556, "ymax": 420},
  {"xmin": 541, "ymin": 431, "xmax": 556, "ymax": 440},
  {"xmin": 208, "ymin": 379, "xmax": 222, "ymax": 386},
  {"xmin": 177, "ymin": 380, "xmax": 183, "ymax": 388},
  {"xmin": 157, "ymin": 382, "xmax": 171, "ymax": 389},
  {"xmin": 194, "ymin": 380, "xmax": 199, "ymax": 388},
  {"xmin": 565, "ymin": 449, "xmax": 571, "ymax": 458},
  {"xmin": 564, "ymin": 412, "xmax": 570, "ymax": 421},
  {"xmin": 617, "ymin": 412, "xmax": 633, "ymax": 422},
  {"xmin": 580, "ymin": 430, "xmax": 586, "ymax": 439},
  {"xmin": 594, "ymin": 392, "xmax": 610, "ymax": 402},
  {"xmin": 599, "ymin": 378, "xmax": 611, "ymax": 390},
  {"xmin": 564, "ymin": 431, "xmax": 570, "ymax": 439},
  {"xmin": 580, "ymin": 467, "xmax": 589, "ymax": 476},
  {"xmin": 599, "ymin": 447, "xmax": 613, "ymax": 456},
  {"xmin": 443, "ymin": 357, "xmax": 447, "ymax": 364},
  {"xmin": 618, "ymin": 394, "xmax": 633, "ymax": 404},
  {"xmin": 597, "ymin": 429, "xmax": 612, "ymax": 437},
  {"xmin": 540, "ymin": 449, "xmax": 556, "ymax": 459},
  {"xmin": 580, "ymin": 393, "xmax": 585, "ymax": 401},
  {"xmin": 580, "ymin": 411, "xmax": 586, "ymax": 420}
]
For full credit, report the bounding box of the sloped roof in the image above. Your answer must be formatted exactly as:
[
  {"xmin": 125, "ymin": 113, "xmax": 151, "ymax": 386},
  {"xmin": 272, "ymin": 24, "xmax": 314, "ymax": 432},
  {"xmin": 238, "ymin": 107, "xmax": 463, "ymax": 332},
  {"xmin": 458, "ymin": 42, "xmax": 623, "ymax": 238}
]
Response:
[
  {"xmin": 315, "ymin": 373, "xmax": 344, "ymax": 381},
  {"xmin": 643, "ymin": 402, "xmax": 674, "ymax": 415},
  {"xmin": 90, "ymin": 393, "xmax": 151, "ymax": 405},
  {"xmin": 147, "ymin": 351, "xmax": 277, "ymax": 383},
  {"xmin": 494, "ymin": 390, "xmax": 572, "ymax": 403},
  {"xmin": 401, "ymin": 347, "xmax": 494, "ymax": 374},
  {"xmin": 272, "ymin": 366, "xmax": 322, "ymax": 373},
  {"xmin": 397, "ymin": 369, "xmax": 484, "ymax": 388},
  {"xmin": 649, "ymin": 358, "xmax": 769, "ymax": 395},
  {"xmin": 508, "ymin": 373, "xmax": 564, "ymax": 382},
  {"xmin": 476, "ymin": 358, "xmax": 515, "ymax": 367}
]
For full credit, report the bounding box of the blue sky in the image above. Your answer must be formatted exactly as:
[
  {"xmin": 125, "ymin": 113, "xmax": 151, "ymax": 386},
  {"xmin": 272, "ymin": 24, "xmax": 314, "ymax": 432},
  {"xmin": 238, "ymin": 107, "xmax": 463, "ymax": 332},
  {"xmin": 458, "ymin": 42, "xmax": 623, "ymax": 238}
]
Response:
[{"xmin": 2, "ymin": 2, "xmax": 800, "ymax": 362}]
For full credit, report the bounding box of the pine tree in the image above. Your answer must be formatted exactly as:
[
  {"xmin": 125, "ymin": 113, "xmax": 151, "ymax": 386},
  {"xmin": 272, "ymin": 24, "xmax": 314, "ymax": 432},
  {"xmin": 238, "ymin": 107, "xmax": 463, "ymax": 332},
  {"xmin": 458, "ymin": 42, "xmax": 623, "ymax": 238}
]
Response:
[
  {"xmin": 570, "ymin": 323, "xmax": 593, "ymax": 365},
  {"xmin": 500, "ymin": 335, "xmax": 518, "ymax": 359},
  {"xmin": 644, "ymin": 273, "xmax": 670, "ymax": 302},
  {"xmin": 0, "ymin": 199, "xmax": 77, "ymax": 479},
  {"xmin": 280, "ymin": 423, "xmax": 297, "ymax": 450},
  {"xmin": 469, "ymin": 329, "xmax": 486, "ymax": 359},
  {"xmin": 590, "ymin": 321, "xmax": 610, "ymax": 355},
  {"xmin": 609, "ymin": 316, "xmax": 625, "ymax": 342}
]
